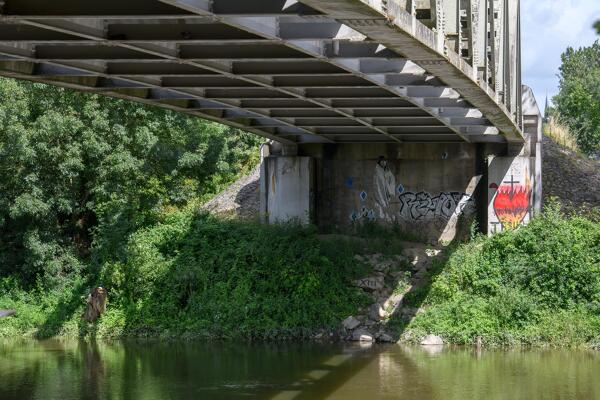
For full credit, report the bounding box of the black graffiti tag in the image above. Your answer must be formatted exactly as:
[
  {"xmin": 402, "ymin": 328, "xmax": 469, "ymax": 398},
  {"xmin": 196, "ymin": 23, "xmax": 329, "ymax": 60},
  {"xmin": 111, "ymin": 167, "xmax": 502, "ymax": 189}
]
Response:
[{"xmin": 398, "ymin": 191, "xmax": 475, "ymax": 221}]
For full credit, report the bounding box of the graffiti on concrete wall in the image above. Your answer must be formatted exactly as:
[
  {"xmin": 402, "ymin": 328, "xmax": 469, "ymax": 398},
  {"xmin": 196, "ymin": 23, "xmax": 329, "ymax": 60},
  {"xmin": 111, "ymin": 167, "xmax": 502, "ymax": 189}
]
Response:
[
  {"xmin": 374, "ymin": 156, "xmax": 396, "ymax": 220},
  {"xmin": 347, "ymin": 156, "xmax": 475, "ymax": 227},
  {"xmin": 489, "ymin": 168, "xmax": 532, "ymax": 232},
  {"xmin": 350, "ymin": 191, "xmax": 375, "ymax": 222},
  {"xmin": 398, "ymin": 191, "xmax": 476, "ymax": 221}
]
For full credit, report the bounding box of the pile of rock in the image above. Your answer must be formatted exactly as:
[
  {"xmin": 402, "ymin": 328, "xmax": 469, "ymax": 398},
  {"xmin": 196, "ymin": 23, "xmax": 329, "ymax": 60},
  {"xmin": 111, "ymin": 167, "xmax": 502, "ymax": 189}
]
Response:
[
  {"xmin": 0, "ymin": 309, "xmax": 16, "ymax": 318},
  {"xmin": 339, "ymin": 243, "xmax": 444, "ymax": 344}
]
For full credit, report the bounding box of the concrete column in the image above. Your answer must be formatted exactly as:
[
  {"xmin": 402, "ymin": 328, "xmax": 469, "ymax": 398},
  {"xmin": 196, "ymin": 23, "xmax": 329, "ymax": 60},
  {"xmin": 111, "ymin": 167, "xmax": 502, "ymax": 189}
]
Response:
[
  {"xmin": 260, "ymin": 155, "xmax": 314, "ymax": 225},
  {"xmin": 487, "ymin": 155, "xmax": 536, "ymax": 234}
]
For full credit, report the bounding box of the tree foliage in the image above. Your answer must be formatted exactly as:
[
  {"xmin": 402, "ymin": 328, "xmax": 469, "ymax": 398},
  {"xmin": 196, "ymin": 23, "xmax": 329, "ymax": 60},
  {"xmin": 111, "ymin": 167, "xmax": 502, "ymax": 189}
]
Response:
[
  {"xmin": 553, "ymin": 41, "xmax": 600, "ymax": 154},
  {"xmin": 0, "ymin": 78, "xmax": 261, "ymax": 285}
]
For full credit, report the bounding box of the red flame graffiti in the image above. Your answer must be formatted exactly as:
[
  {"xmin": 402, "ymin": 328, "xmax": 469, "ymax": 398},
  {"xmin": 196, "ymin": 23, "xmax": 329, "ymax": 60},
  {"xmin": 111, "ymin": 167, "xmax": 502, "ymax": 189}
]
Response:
[{"xmin": 492, "ymin": 184, "xmax": 531, "ymax": 230}]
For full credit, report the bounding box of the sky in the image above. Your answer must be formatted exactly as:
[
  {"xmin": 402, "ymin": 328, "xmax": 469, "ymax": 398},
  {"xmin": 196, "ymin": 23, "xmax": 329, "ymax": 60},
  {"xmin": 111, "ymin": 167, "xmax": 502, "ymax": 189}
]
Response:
[{"xmin": 521, "ymin": 0, "xmax": 600, "ymax": 107}]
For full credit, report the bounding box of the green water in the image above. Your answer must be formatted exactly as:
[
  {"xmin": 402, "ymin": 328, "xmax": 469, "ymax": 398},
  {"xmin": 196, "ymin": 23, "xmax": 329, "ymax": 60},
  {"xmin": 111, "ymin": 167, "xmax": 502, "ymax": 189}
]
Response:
[{"xmin": 1, "ymin": 339, "xmax": 599, "ymax": 400}]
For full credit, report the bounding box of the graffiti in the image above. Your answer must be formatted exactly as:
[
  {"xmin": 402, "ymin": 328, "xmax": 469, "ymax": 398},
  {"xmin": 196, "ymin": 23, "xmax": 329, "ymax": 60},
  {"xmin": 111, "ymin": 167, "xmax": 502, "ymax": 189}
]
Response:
[
  {"xmin": 374, "ymin": 156, "xmax": 396, "ymax": 220},
  {"xmin": 345, "ymin": 177, "xmax": 354, "ymax": 188},
  {"xmin": 398, "ymin": 191, "xmax": 475, "ymax": 221},
  {"xmin": 350, "ymin": 206, "xmax": 375, "ymax": 222},
  {"xmin": 347, "ymin": 157, "xmax": 476, "ymax": 238},
  {"xmin": 490, "ymin": 173, "xmax": 531, "ymax": 230},
  {"xmin": 350, "ymin": 190, "xmax": 375, "ymax": 222}
]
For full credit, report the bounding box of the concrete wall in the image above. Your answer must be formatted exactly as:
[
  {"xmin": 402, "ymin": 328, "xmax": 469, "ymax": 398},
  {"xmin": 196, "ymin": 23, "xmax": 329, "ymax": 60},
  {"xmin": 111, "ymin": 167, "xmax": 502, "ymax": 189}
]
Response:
[
  {"xmin": 298, "ymin": 142, "xmax": 482, "ymax": 244},
  {"xmin": 260, "ymin": 137, "xmax": 543, "ymax": 243}
]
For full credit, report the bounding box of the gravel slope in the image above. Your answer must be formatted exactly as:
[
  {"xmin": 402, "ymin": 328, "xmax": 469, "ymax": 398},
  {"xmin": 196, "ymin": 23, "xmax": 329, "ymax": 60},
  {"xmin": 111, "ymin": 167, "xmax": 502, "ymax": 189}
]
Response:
[
  {"xmin": 542, "ymin": 136, "xmax": 600, "ymax": 211},
  {"xmin": 202, "ymin": 165, "xmax": 260, "ymax": 219}
]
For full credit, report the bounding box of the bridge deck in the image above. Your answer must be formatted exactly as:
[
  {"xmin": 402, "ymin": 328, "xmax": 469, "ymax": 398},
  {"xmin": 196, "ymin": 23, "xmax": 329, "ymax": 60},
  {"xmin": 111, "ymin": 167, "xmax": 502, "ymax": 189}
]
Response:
[{"xmin": 0, "ymin": 0, "xmax": 523, "ymax": 145}]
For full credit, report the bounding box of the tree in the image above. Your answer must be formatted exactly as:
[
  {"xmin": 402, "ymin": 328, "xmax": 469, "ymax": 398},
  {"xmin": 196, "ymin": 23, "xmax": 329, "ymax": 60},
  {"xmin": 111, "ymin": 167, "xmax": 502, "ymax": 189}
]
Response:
[
  {"xmin": 0, "ymin": 78, "xmax": 261, "ymax": 285},
  {"xmin": 553, "ymin": 41, "xmax": 600, "ymax": 154}
]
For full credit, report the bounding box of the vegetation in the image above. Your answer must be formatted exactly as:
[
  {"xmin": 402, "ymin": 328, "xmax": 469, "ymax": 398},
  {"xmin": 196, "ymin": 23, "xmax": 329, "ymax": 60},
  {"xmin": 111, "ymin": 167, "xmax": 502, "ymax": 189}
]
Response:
[
  {"xmin": 553, "ymin": 41, "xmax": 600, "ymax": 155},
  {"xmin": 543, "ymin": 117, "xmax": 579, "ymax": 152},
  {"xmin": 0, "ymin": 210, "xmax": 371, "ymax": 339},
  {"xmin": 0, "ymin": 77, "xmax": 260, "ymax": 287},
  {"xmin": 0, "ymin": 77, "xmax": 370, "ymax": 340},
  {"xmin": 0, "ymin": 76, "xmax": 598, "ymax": 348},
  {"xmin": 399, "ymin": 203, "xmax": 600, "ymax": 347}
]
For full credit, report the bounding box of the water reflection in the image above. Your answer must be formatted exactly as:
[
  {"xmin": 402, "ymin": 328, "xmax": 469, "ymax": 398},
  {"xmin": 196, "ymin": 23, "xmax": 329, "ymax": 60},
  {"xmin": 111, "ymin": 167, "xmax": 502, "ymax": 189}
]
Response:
[{"xmin": 0, "ymin": 339, "xmax": 598, "ymax": 400}]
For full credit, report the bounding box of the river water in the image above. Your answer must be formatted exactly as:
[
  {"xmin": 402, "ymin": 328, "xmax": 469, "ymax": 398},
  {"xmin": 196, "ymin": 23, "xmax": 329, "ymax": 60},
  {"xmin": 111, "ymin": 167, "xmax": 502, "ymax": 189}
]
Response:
[{"xmin": 1, "ymin": 339, "xmax": 599, "ymax": 400}]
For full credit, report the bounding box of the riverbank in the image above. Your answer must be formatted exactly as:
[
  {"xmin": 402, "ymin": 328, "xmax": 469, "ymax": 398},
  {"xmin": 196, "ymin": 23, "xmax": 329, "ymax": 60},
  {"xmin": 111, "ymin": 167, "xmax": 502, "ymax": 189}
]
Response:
[
  {"xmin": 0, "ymin": 202, "xmax": 598, "ymax": 349},
  {"xmin": 397, "ymin": 203, "xmax": 600, "ymax": 348}
]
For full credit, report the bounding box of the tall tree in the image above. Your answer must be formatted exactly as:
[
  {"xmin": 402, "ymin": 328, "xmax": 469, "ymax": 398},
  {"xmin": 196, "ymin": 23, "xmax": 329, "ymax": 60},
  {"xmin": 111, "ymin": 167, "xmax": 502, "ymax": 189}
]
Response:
[
  {"xmin": 553, "ymin": 41, "xmax": 600, "ymax": 155},
  {"xmin": 0, "ymin": 78, "xmax": 261, "ymax": 285}
]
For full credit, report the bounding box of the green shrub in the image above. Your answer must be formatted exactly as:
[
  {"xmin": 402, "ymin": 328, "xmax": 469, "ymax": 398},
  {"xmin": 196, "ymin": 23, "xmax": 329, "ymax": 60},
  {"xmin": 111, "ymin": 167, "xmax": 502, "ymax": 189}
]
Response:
[
  {"xmin": 95, "ymin": 212, "xmax": 369, "ymax": 339},
  {"xmin": 405, "ymin": 203, "xmax": 600, "ymax": 347}
]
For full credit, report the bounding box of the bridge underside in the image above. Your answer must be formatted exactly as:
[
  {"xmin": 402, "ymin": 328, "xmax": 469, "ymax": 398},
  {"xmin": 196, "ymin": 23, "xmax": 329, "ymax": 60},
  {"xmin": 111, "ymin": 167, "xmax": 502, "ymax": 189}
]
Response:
[
  {"xmin": 0, "ymin": 0, "xmax": 542, "ymax": 239},
  {"xmin": 0, "ymin": 0, "xmax": 524, "ymax": 145}
]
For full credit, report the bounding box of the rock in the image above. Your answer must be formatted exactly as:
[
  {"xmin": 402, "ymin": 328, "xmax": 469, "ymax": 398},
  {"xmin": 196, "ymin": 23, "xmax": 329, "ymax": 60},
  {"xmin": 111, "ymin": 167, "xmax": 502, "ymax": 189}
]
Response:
[
  {"xmin": 412, "ymin": 269, "xmax": 428, "ymax": 281},
  {"xmin": 378, "ymin": 333, "xmax": 395, "ymax": 343},
  {"xmin": 0, "ymin": 309, "xmax": 16, "ymax": 318},
  {"xmin": 384, "ymin": 294, "xmax": 404, "ymax": 310},
  {"xmin": 373, "ymin": 259, "xmax": 394, "ymax": 272},
  {"xmin": 351, "ymin": 329, "xmax": 374, "ymax": 342},
  {"xmin": 425, "ymin": 249, "xmax": 442, "ymax": 257},
  {"xmin": 342, "ymin": 316, "xmax": 361, "ymax": 330},
  {"xmin": 392, "ymin": 271, "xmax": 408, "ymax": 281},
  {"xmin": 369, "ymin": 303, "xmax": 386, "ymax": 321},
  {"xmin": 362, "ymin": 319, "xmax": 377, "ymax": 327},
  {"xmin": 201, "ymin": 165, "xmax": 260, "ymax": 219},
  {"xmin": 354, "ymin": 276, "xmax": 385, "ymax": 291},
  {"xmin": 421, "ymin": 334, "xmax": 444, "ymax": 346}
]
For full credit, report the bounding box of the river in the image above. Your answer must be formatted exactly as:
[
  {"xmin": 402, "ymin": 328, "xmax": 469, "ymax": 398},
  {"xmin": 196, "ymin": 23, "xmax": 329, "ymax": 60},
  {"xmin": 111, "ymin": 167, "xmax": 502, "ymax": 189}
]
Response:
[{"xmin": 1, "ymin": 339, "xmax": 598, "ymax": 399}]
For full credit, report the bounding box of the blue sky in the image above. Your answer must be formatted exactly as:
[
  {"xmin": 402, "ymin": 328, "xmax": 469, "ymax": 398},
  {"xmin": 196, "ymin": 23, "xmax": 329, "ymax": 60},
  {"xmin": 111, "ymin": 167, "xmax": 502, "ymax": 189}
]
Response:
[{"xmin": 522, "ymin": 0, "xmax": 600, "ymax": 107}]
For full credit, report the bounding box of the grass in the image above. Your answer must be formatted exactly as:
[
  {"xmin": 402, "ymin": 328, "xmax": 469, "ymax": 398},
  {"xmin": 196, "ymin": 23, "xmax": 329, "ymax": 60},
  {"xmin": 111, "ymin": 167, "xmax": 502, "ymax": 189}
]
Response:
[{"xmin": 544, "ymin": 116, "xmax": 580, "ymax": 152}]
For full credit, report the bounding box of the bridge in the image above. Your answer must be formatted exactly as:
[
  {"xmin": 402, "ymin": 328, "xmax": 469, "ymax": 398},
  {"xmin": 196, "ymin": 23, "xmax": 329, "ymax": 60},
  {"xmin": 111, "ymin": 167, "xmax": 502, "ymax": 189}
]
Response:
[{"xmin": 0, "ymin": 0, "xmax": 542, "ymax": 242}]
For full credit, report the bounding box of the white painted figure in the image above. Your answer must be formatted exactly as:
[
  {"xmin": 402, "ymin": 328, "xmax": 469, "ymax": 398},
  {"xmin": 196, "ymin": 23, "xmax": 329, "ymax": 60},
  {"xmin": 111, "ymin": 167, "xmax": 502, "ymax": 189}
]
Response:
[{"xmin": 374, "ymin": 156, "xmax": 396, "ymax": 221}]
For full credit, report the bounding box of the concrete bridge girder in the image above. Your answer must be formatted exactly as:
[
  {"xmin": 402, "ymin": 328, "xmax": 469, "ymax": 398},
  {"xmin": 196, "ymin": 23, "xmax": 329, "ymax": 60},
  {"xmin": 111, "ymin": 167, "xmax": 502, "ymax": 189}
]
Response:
[{"xmin": 0, "ymin": 0, "xmax": 521, "ymax": 146}]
